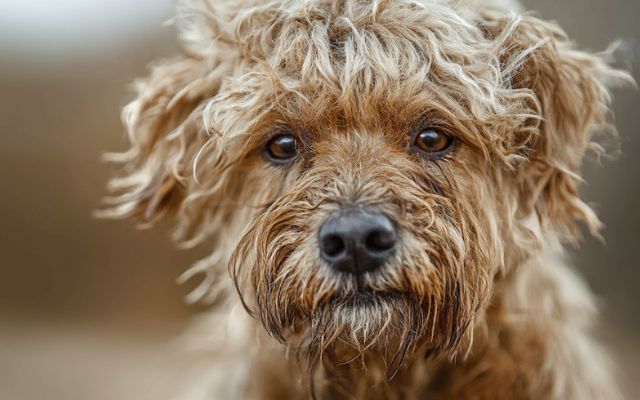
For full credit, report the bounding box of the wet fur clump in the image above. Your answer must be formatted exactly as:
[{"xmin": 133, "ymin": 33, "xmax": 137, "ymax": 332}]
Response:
[{"xmin": 102, "ymin": 0, "xmax": 633, "ymax": 398}]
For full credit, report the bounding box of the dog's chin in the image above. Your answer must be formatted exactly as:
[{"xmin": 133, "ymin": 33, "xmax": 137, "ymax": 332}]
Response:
[
  {"xmin": 305, "ymin": 291, "xmax": 424, "ymax": 347},
  {"xmin": 285, "ymin": 291, "xmax": 431, "ymax": 373},
  {"xmin": 314, "ymin": 289, "xmax": 408, "ymax": 330}
]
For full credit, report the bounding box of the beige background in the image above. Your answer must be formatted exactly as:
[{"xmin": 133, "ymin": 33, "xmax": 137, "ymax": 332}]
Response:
[{"xmin": 0, "ymin": 1, "xmax": 638, "ymax": 399}]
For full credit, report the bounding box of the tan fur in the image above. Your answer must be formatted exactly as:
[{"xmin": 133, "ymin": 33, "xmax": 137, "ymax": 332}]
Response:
[{"xmin": 101, "ymin": 0, "xmax": 633, "ymax": 398}]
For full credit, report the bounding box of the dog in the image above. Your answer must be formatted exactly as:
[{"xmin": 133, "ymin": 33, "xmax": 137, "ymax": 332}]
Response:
[{"xmin": 102, "ymin": 0, "xmax": 633, "ymax": 398}]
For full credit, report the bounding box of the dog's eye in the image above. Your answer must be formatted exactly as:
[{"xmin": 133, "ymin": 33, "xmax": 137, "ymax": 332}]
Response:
[
  {"xmin": 265, "ymin": 134, "xmax": 299, "ymax": 163},
  {"xmin": 413, "ymin": 129, "xmax": 453, "ymax": 155}
]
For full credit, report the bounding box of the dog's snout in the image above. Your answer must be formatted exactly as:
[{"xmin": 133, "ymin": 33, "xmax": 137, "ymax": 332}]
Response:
[{"xmin": 318, "ymin": 208, "xmax": 396, "ymax": 275}]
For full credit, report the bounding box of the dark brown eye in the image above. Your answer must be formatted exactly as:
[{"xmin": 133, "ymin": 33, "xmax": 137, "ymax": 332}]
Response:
[
  {"xmin": 413, "ymin": 129, "xmax": 453, "ymax": 154},
  {"xmin": 265, "ymin": 134, "xmax": 299, "ymax": 163}
]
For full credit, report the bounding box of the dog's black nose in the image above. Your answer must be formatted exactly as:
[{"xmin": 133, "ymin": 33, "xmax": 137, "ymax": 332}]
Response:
[{"xmin": 318, "ymin": 208, "xmax": 397, "ymax": 275}]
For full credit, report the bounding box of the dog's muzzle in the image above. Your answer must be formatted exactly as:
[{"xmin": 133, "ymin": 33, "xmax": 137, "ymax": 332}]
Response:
[{"xmin": 318, "ymin": 207, "xmax": 397, "ymax": 275}]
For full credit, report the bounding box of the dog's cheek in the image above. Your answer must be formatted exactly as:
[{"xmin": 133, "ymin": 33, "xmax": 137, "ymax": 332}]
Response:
[
  {"xmin": 399, "ymin": 163, "xmax": 501, "ymax": 351},
  {"xmin": 231, "ymin": 184, "xmax": 332, "ymax": 337}
]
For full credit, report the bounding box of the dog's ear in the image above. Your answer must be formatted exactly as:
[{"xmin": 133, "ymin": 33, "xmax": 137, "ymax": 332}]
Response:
[
  {"xmin": 101, "ymin": 0, "xmax": 241, "ymax": 230},
  {"xmin": 480, "ymin": 12, "xmax": 632, "ymax": 238},
  {"xmin": 102, "ymin": 55, "xmax": 235, "ymax": 224}
]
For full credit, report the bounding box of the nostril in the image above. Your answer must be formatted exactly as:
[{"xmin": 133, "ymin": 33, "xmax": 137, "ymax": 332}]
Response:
[
  {"xmin": 321, "ymin": 234, "xmax": 346, "ymax": 257},
  {"xmin": 365, "ymin": 229, "xmax": 396, "ymax": 252}
]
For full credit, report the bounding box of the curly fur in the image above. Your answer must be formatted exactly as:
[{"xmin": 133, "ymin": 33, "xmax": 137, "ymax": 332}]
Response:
[{"xmin": 101, "ymin": 0, "xmax": 633, "ymax": 398}]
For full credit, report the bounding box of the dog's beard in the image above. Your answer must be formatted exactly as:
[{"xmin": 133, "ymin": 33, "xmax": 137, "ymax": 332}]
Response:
[
  {"xmin": 304, "ymin": 292, "xmax": 430, "ymax": 377},
  {"xmin": 232, "ymin": 225, "xmax": 477, "ymax": 379}
]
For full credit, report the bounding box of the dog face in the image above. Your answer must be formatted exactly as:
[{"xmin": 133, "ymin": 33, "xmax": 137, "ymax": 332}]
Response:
[{"xmin": 104, "ymin": 0, "xmax": 626, "ymax": 373}]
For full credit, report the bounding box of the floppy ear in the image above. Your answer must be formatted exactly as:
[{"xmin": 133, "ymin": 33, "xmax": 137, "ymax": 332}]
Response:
[
  {"xmin": 483, "ymin": 13, "xmax": 632, "ymax": 238},
  {"xmin": 102, "ymin": 0, "xmax": 240, "ymax": 228},
  {"xmin": 103, "ymin": 58, "xmax": 217, "ymax": 221}
]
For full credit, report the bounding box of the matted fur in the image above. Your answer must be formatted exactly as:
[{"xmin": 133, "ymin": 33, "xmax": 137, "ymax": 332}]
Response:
[{"xmin": 102, "ymin": 0, "xmax": 633, "ymax": 398}]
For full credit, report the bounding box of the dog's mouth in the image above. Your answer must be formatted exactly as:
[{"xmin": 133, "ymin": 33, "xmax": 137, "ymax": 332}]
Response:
[
  {"xmin": 330, "ymin": 273, "xmax": 406, "ymax": 307},
  {"xmin": 331, "ymin": 288, "xmax": 403, "ymax": 308}
]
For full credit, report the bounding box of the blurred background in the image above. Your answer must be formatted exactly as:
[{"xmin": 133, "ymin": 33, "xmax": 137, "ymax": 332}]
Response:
[{"xmin": 0, "ymin": 0, "xmax": 637, "ymax": 399}]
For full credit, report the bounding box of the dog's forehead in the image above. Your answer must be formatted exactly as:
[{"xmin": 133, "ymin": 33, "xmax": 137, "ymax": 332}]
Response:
[{"xmin": 233, "ymin": 0, "xmax": 502, "ymax": 134}]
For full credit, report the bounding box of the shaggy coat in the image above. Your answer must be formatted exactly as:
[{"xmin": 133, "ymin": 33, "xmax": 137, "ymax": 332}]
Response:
[{"xmin": 103, "ymin": 0, "xmax": 633, "ymax": 398}]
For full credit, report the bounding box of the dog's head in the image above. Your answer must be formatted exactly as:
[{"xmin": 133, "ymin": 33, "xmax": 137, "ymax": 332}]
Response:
[{"xmin": 104, "ymin": 0, "xmax": 629, "ymax": 375}]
